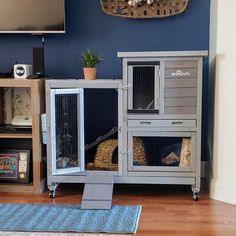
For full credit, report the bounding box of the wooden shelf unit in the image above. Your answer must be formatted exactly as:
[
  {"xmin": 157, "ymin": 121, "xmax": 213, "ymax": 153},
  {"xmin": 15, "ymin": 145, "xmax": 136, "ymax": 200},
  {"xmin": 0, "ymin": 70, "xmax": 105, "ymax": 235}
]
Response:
[
  {"xmin": 0, "ymin": 133, "xmax": 33, "ymax": 139},
  {"xmin": 0, "ymin": 78, "xmax": 45, "ymax": 194}
]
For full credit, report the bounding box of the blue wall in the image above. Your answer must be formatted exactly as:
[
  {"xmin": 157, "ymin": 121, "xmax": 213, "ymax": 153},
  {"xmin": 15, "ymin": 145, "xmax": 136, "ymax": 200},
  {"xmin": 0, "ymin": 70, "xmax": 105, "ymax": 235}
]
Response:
[
  {"xmin": 0, "ymin": 0, "xmax": 210, "ymax": 158},
  {"xmin": 0, "ymin": 0, "xmax": 210, "ymax": 78}
]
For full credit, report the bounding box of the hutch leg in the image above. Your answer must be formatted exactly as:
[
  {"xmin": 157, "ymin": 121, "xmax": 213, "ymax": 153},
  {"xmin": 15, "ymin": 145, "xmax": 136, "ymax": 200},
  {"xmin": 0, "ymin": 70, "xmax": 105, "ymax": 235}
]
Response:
[
  {"xmin": 48, "ymin": 183, "xmax": 59, "ymax": 198},
  {"xmin": 192, "ymin": 182, "xmax": 200, "ymax": 201}
]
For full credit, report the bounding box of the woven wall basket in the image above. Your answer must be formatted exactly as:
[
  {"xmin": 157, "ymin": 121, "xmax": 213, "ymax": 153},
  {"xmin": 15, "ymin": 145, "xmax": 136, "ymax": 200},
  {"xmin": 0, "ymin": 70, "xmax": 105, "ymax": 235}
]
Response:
[{"xmin": 100, "ymin": 0, "xmax": 189, "ymax": 18}]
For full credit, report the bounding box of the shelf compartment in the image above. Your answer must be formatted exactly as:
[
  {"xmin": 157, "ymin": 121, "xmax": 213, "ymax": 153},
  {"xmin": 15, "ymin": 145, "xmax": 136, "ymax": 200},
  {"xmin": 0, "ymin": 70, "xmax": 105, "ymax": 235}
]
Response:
[
  {"xmin": 0, "ymin": 78, "xmax": 42, "ymax": 88},
  {"xmin": 0, "ymin": 78, "xmax": 45, "ymax": 194},
  {"xmin": 0, "ymin": 133, "xmax": 32, "ymax": 139},
  {"xmin": 128, "ymin": 131, "xmax": 196, "ymax": 172}
]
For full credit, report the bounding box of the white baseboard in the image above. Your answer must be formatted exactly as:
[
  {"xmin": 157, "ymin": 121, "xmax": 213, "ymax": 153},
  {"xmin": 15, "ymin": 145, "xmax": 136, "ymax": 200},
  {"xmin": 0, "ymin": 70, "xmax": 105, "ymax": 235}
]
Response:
[
  {"xmin": 205, "ymin": 161, "xmax": 236, "ymax": 205},
  {"xmin": 210, "ymin": 179, "xmax": 236, "ymax": 205}
]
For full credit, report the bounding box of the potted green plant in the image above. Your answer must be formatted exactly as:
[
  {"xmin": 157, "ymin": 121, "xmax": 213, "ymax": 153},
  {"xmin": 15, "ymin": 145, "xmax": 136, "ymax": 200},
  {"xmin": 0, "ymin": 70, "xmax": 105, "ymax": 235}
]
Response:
[{"xmin": 80, "ymin": 49, "xmax": 103, "ymax": 80}]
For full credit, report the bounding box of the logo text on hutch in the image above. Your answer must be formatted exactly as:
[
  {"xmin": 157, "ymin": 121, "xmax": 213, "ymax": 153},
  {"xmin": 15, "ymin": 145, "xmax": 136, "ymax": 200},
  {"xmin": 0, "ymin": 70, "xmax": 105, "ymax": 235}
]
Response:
[{"xmin": 171, "ymin": 70, "xmax": 191, "ymax": 77}]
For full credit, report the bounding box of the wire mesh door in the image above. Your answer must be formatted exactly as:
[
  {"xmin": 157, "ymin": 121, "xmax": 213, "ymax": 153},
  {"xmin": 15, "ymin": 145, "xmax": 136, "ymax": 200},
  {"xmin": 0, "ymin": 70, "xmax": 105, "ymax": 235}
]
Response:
[
  {"xmin": 128, "ymin": 64, "xmax": 160, "ymax": 114},
  {"xmin": 50, "ymin": 88, "xmax": 84, "ymax": 175}
]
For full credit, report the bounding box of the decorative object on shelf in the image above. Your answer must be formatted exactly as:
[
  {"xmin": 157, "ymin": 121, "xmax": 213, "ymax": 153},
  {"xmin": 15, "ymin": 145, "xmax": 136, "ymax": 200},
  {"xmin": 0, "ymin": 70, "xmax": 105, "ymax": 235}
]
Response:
[
  {"xmin": 128, "ymin": 0, "xmax": 155, "ymax": 6},
  {"xmin": 14, "ymin": 64, "xmax": 33, "ymax": 79},
  {"xmin": 3, "ymin": 87, "xmax": 31, "ymax": 124},
  {"xmin": 80, "ymin": 49, "xmax": 103, "ymax": 80},
  {"xmin": 100, "ymin": 0, "xmax": 189, "ymax": 18},
  {"xmin": 0, "ymin": 150, "xmax": 31, "ymax": 184}
]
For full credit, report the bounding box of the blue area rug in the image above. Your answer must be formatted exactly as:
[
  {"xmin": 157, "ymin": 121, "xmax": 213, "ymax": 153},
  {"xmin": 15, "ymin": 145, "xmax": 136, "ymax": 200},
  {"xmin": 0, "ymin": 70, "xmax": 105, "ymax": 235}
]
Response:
[{"xmin": 0, "ymin": 204, "xmax": 141, "ymax": 234}]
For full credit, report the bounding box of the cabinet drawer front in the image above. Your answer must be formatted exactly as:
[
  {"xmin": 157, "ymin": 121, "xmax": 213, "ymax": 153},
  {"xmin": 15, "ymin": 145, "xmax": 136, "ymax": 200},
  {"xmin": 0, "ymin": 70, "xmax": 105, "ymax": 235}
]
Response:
[
  {"xmin": 165, "ymin": 60, "xmax": 198, "ymax": 69},
  {"xmin": 128, "ymin": 120, "xmax": 196, "ymax": 127},
  {"xmin": 165, "ymin": 68, "xmax": 198, "ymax": 78}
]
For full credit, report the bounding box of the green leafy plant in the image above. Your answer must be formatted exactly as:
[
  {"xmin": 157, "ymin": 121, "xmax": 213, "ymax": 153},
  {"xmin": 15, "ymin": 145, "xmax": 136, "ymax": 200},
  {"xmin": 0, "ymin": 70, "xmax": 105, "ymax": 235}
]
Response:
[{"xmin": 80, "ymin": 49, "xmax": 103, "ymax": 68}]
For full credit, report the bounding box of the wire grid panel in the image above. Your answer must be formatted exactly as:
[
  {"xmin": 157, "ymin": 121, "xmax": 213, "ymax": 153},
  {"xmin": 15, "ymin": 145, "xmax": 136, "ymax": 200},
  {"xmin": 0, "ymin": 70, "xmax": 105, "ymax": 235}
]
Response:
[{"xmin": 50, "ymin": 88, "xmax": 84, "ymax": 175}]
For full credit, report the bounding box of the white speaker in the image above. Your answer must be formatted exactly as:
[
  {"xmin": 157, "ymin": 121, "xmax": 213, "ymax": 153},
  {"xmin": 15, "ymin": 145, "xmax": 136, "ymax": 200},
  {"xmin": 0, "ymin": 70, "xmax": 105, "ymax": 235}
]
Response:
[{"xmin": 14, "ymin": 64, "xmax": 33, "ymax": 79}]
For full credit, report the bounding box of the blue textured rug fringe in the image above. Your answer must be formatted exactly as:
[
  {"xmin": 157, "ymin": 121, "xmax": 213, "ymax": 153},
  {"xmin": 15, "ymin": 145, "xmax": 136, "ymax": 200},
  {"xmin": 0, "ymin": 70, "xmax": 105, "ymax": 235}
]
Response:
[{"xmin": 0, "ymin": 204, "xmax": 142, "ymax": 234}]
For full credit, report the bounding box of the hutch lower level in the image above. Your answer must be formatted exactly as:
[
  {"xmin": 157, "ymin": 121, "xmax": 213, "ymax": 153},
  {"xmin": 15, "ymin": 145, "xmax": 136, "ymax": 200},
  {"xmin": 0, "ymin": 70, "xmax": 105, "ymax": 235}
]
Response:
[{"xmin": 46, "ymin": 51, "xmax": 207, "ymax": 200}]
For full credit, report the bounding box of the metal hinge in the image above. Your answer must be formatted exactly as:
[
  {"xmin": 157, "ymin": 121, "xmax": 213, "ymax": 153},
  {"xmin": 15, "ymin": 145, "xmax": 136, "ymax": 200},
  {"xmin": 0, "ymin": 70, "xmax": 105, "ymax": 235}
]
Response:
[
  {"xmin": 120, "ymin": 84, "xmax": 130, "ymax": 90},
  {"xmin": 121, "ymin": 150, "xmax": 129, "ymax": 155},
  {"xmin": 154, "ymin": 65, "xmax": 160, "ymax": 77}
]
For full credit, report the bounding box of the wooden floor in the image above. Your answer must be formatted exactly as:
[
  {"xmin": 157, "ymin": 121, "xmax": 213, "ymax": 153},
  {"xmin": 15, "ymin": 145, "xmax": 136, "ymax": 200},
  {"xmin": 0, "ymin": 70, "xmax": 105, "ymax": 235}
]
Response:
[{"xmin": 1, "ymin": 182, "xmax": 236, "ymax": 236}]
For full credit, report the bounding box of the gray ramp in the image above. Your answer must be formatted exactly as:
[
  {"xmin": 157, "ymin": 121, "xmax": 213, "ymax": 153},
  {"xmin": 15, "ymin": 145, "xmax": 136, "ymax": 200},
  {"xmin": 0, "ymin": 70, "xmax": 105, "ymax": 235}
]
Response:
[{"xmin": 81, "ymin": 172, "xmax": 114, "ymax": 210}]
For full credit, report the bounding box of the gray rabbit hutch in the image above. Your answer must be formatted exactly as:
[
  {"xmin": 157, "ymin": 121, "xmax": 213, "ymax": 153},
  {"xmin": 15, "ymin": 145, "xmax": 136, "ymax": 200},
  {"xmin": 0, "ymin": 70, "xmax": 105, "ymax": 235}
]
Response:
[{"xmin": 46, "ymin": 51, "xmax": 207, "ymax": 204}]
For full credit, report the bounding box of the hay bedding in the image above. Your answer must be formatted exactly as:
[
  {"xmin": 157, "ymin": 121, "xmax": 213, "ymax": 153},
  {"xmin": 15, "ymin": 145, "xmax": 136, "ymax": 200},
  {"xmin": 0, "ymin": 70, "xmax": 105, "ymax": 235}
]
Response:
[
  {"xmin": 86, "ymin": 137, "xmax": 192, "ymax": 170},
  {"xmin": 86, "ymin": 137, "xmax": 147, "ymax": 171}
]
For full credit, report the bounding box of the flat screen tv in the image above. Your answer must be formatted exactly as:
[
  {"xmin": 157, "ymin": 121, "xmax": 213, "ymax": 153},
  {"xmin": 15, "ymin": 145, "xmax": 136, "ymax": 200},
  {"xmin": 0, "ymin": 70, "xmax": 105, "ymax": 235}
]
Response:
[{"xmin": 0, "ymin": 0, "xmax": 65, "ymax": 33}]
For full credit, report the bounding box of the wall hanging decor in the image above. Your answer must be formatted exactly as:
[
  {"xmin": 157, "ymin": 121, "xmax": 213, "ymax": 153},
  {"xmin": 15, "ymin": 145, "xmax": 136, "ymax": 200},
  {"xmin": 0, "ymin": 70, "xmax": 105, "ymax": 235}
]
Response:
[{"xmin": 100, "ymin": 0, "xmax": 189, "ymax": 18}]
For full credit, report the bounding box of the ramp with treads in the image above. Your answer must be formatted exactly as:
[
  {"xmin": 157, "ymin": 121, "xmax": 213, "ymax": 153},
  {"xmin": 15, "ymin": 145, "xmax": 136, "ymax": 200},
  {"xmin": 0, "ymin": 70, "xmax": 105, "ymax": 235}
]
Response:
[{"xmin": 81, "ymin": 172, "xmax": 114, "ymax": 210}]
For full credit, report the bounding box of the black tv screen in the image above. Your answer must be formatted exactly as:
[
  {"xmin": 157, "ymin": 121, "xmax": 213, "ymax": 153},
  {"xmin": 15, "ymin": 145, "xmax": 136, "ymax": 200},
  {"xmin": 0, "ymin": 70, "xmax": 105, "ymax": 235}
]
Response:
[{"xmin": 0, "ymin": 0, "xmax": 65, "ymax": 33}]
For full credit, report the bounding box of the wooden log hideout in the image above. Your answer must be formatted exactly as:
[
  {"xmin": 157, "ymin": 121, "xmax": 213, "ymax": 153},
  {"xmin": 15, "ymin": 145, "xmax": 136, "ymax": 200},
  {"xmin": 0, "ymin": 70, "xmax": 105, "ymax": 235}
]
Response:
[{"xmin": 100, "ymin": 0, "xmax": 189, "ymax": 18}]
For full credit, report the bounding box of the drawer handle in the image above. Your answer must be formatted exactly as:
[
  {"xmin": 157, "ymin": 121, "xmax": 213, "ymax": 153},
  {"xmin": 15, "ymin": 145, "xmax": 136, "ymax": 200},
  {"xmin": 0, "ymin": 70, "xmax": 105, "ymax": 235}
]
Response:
[
  {"xmin": 171, "ymin": 121, "xmax": 184, "ymax": 125},
  {"xmin": 140, "ymin": 121, "xmax": 152, "ymax": 125}
]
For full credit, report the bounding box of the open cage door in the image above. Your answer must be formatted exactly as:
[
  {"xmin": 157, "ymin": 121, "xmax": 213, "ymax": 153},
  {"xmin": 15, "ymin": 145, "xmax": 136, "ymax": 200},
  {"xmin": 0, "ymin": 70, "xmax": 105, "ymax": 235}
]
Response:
[{"xmin": 50, "ymin": 88, "xmax": 84, "ymax": 175}]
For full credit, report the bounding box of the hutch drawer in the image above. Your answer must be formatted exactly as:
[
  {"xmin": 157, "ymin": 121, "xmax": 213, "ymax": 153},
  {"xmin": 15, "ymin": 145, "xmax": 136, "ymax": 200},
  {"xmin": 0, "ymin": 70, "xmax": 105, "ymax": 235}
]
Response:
[{"xmin": 128, "ymin": 119, "xmax": 196, "ymax": 128}]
